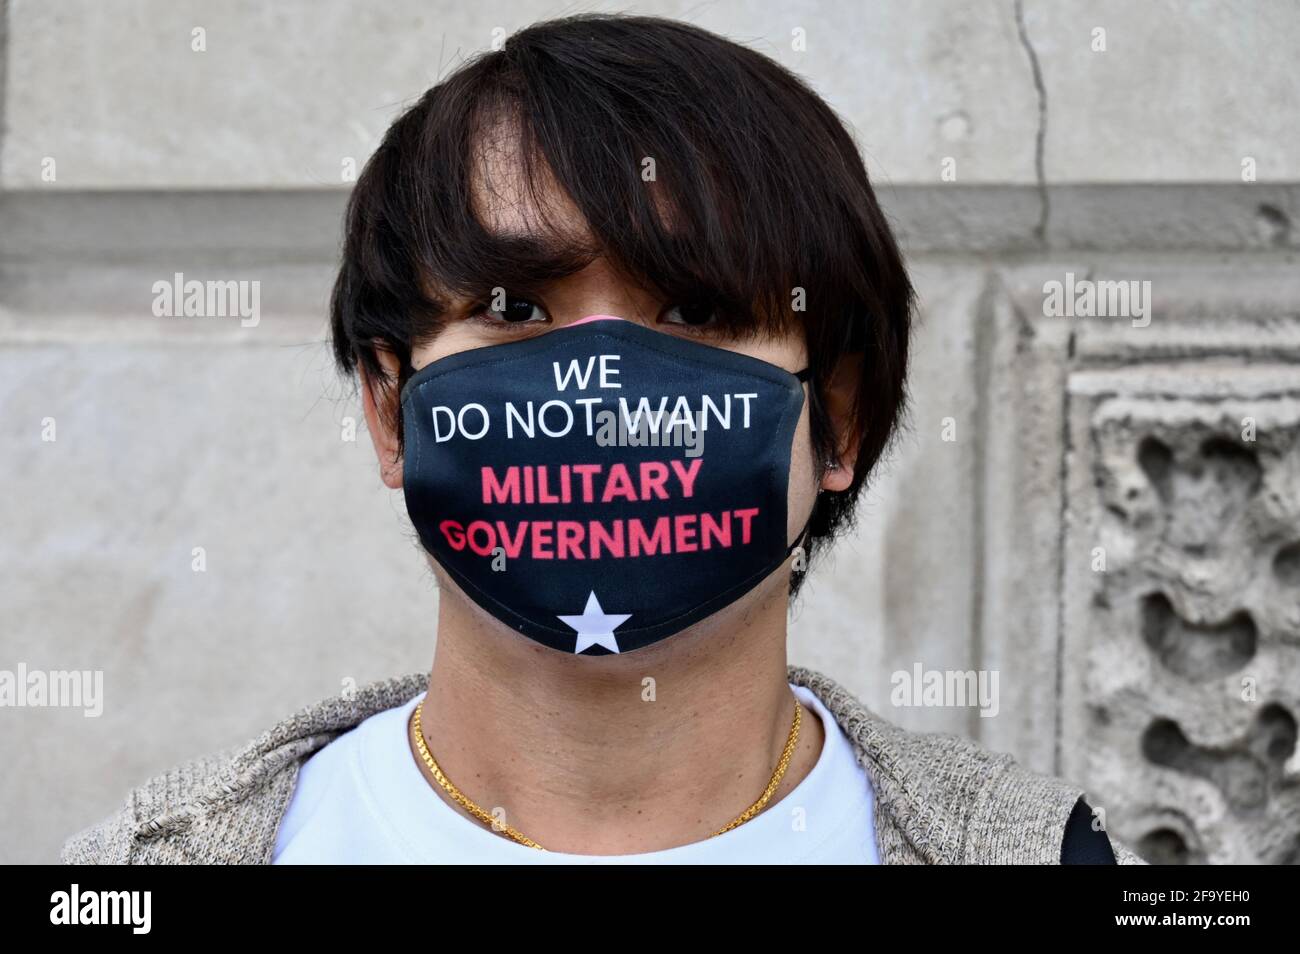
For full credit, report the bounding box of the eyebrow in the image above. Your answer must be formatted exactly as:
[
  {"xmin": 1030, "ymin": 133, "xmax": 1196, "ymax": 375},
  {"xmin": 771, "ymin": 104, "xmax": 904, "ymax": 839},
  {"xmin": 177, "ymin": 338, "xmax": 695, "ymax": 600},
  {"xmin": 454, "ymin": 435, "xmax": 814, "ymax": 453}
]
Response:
[{"xmin": 428, "ymin": 228, "xmax": 600, "ymax": 306}]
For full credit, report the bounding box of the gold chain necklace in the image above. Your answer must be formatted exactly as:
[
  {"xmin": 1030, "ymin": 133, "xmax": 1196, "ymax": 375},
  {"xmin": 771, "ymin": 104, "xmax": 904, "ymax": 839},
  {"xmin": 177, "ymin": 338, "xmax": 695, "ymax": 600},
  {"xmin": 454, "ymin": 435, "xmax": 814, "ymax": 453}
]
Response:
[{"xmin": 409, "ymin": 696, "xmax": 802, "ymax": 851}]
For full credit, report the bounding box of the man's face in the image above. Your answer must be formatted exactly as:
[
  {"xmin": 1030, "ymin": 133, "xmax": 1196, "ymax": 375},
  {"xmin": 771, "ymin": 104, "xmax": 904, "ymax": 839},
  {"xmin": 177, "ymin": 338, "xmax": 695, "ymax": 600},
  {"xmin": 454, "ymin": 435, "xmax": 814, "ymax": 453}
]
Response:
[{"xmin": 363, "ymin": 131, "xmax": 852, "ymax": 632}]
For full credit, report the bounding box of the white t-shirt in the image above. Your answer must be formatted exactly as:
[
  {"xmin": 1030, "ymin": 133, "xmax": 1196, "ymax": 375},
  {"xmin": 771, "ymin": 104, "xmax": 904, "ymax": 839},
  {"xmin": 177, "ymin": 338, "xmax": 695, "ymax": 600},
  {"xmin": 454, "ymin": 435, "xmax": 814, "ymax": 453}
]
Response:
[{"xmin": 272, "ymin": 682, "xmax": 878, "ymax": 864}]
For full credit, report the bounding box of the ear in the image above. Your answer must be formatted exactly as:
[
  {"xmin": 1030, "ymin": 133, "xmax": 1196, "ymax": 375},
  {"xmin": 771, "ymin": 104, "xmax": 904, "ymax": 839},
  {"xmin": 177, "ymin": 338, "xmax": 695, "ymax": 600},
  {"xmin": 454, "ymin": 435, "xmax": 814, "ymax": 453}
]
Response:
[
  {"xmin": 359, "ymin": 347, "xmax": 404, "ymax": 490},
  {"xmin": 818, "ymin": 351, "xmax": 862, "ymax": 494}
]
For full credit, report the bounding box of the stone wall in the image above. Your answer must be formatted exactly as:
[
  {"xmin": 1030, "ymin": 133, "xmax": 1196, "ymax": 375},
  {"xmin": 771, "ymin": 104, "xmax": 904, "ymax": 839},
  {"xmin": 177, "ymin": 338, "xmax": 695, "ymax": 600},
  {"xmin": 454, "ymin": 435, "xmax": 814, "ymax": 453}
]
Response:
[{"xmin": 1, "ymin": 0, "xmax": 1297, "ymax": 862}]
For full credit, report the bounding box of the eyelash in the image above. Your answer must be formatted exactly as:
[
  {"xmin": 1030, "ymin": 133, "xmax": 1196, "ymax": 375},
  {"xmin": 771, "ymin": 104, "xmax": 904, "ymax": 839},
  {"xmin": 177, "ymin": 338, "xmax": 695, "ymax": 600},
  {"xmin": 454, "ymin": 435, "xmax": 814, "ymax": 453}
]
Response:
[
  {"xmin": 467, "ymin": 295, "xmax": 549, "ymax": 331},
  {"xmin": 466, "ymin": 296, "xmax": 722, "ymax": 338}
]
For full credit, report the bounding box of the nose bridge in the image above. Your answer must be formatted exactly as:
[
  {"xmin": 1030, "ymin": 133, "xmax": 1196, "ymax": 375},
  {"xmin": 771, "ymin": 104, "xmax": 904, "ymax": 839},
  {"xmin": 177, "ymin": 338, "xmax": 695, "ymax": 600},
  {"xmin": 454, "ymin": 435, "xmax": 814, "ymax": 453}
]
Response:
[{"xmin": 547, "ymin": 257, "xmax": 661, "ymax": 327}]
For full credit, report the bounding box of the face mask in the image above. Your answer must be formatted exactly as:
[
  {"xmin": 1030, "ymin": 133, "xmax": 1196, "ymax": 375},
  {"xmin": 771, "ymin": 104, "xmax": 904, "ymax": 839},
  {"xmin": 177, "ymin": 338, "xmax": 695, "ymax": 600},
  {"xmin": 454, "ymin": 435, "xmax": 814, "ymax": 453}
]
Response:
[{"xmin": 399, "ymin": 315, "xmax": 812, "ymax": 655}]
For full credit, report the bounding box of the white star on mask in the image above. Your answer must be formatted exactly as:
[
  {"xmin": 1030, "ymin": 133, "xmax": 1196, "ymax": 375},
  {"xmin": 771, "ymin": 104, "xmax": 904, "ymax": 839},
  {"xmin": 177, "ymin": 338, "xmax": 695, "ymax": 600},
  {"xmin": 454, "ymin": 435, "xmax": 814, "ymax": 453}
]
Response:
[{"xmin": 556, "ymin": 591, "xmax": 633, "ymax": 654}]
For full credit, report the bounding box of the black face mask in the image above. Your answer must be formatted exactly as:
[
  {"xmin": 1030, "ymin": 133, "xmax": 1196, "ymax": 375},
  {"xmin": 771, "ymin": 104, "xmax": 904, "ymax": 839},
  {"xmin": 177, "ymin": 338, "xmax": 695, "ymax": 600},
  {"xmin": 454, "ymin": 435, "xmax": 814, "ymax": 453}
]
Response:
[{"xmin": 399, "ymin": 315, "xmax": 812, "ymax": 655}]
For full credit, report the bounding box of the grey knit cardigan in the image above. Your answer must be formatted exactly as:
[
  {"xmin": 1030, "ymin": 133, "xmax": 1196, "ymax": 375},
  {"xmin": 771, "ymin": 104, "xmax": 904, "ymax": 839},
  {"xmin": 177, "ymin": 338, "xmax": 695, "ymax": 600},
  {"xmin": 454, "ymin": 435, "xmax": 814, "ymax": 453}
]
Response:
[{"xmin": 61, "ymin": 664, "xmax": 1144, "ymax": 864}]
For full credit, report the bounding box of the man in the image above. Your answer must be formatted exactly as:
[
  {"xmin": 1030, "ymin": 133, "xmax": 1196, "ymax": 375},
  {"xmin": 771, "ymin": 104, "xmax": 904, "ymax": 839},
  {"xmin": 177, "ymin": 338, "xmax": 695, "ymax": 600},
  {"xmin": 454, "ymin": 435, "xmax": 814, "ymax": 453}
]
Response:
[{"xmin": 62, "ymin": 13, "xmax": 1141, "ymax": 864}]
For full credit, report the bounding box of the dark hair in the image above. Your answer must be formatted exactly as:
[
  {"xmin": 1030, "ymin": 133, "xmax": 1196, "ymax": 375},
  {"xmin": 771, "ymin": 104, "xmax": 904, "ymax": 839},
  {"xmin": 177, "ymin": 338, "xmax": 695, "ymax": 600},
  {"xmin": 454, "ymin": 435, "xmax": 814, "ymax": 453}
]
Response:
[{"xmin": 330, "ymin": 13, "xmax": 913, "ymax": 594}]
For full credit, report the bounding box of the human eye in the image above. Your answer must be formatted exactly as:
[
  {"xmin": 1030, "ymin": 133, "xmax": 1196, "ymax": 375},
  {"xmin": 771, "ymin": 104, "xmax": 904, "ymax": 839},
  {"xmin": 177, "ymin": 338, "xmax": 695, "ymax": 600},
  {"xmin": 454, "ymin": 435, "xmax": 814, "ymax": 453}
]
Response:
[
  {"xmin": 471, "ymin": 292, "xmax": 550, "ymax": 328},
  {"xmin": 657, "ymin": 302, "xmax": 719, "ymax": 334}
]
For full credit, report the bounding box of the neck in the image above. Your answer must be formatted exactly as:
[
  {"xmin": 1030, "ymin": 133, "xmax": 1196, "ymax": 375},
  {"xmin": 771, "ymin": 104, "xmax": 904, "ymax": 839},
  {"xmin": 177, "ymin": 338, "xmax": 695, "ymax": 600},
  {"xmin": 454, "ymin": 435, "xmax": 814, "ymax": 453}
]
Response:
[{"xmin": 412, "ymin": 570, "xmax": 823, "ymax": 855}]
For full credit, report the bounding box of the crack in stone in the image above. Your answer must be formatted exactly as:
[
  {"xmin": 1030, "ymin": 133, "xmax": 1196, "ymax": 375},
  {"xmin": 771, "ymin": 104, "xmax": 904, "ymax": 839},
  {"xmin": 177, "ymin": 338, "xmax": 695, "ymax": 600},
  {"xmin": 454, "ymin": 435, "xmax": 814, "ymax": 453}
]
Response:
[{"xmin": 1014, "ymin": 0, "xmax": 1049, "ymax": 245}]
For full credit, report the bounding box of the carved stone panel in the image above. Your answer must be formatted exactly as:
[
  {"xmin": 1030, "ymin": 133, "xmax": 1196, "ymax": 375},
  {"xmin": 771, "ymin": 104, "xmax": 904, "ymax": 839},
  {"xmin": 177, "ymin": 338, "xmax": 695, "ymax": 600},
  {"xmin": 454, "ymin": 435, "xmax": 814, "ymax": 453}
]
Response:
[{"xmin": 1062, "ymin": 365, "xmax": 1300, "ymax": 863}]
